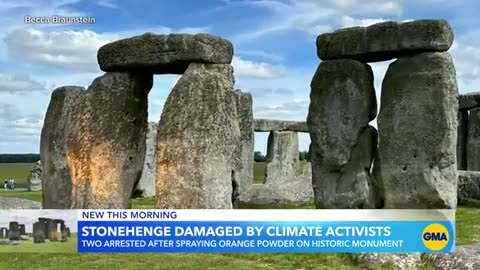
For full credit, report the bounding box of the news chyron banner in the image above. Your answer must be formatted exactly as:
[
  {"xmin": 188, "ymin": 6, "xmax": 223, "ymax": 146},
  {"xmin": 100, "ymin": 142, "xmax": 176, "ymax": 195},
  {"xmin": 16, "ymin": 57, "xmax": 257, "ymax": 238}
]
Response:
[{"xmin": 77, "ymin": 209, "xmax": 455, "ymax": 253}]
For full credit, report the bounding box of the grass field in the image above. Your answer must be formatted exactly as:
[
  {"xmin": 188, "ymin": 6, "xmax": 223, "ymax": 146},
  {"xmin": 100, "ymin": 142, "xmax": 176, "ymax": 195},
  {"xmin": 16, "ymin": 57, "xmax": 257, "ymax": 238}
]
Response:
[
  {"xmin": 0, "ymin": 234, "xmax": 77, "ymax": 253},
  {"xmin": 0, "ymin": 163, "xmax": 34, "ymax": 189},
  {"xmin": 0, "ymin": 162, "xmax": 478, "ymax": 269}
]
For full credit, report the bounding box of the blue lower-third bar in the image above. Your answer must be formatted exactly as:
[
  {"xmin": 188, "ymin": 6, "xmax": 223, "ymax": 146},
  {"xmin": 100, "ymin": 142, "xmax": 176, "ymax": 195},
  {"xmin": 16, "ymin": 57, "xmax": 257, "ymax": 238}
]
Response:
[{"xmin": 77, "ymin": 221, "xmax": 455, "ymax": 253}]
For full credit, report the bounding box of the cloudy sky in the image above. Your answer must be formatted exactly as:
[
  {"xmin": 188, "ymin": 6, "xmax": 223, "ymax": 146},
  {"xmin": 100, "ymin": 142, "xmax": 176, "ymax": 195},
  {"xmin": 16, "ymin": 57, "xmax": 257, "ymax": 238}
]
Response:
[{"xmin": 0, "ymin": 0, "xmax": 479, "ymax": 154}]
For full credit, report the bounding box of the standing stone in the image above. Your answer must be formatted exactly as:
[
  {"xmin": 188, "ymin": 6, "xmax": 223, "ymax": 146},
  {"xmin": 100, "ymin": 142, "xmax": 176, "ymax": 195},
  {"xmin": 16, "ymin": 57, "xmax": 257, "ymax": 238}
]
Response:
[
  {"xmin": 232, "ymin": 90, "xmax": 254, "ymax": 204},
  {"xmin": 264, "ymin": 131, "xmax": 299, "ymax": 185},
  {"xmin": 33, "ymin": 222, "xmax": 45, "ymax": 243},
  {"xmin": 248, "ymin": 162, "xmax": 314, "ymax": 205},
  {"xmin": 42, "ymin": 72, "xmax": 153, "ymax": 208},
  {"xmin": 41, "ymin": 86, "xmax": 84, "ymax": 209},
  {"xmin": 18, "ymin": 224, "xmax": 25, "ymax": 235},
  {"xmin": 38, "ymin": 218, "xmax": 49, "ymax": 237},
  {"xmin": 458, "ymin": 171, "xmax": 480, "ymax": 205},
  {"xmin": 308, "ymin": 59, "xmax": 377, "ymax": 209},
  {"xmin": 27, "ymin": 160, "xmax": 42, "ymax": 191},
  {"xmin": 467, "ymin": 108, "xmax": 480, "ymax": 171},
  {"xmin": 66, "ymin": 227, "xmax": 71, "ymax": 237},
  {"xmin": 0, "ymin": 227, "xmax": 6, "ymax": 238},
  {"xmin": 375, "ymin": 52, "xmax": 458, "ymax": 209},
  {"xmin": 47, "ymin": 220, "xmax": 57, "ymax": 241},
  {"xmin": 457, "ymin": 110, "xmax": 468, "ymax": 170},
  {"xmin": 60, "ymin": 223, "xmax": 68, "ymax": 242},
  {"xmin": 135, "ymin": 122, "xmax": 158, "ymax": 197},
  {"xmin": 156, "ymin": 63, "xmax": 240, "ymax": 209},
  {"xmin": 8, "ymin": 222, "xmax": 20, "ymax": 241}
]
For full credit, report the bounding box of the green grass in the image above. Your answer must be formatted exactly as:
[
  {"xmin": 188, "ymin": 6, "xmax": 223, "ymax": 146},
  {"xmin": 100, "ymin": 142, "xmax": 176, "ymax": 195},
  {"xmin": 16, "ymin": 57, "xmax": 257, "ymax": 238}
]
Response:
[
  {"xmin": 0, "ymin": 234, "xmax": 77, "ymax": 253},
  {"xmin": 0, "ymin": 162, "xmax": 478, "ymax": 269},
  {"xmin": 0, "ymin": 163, "xmax": 33, "ymax": 189},
  {"xmin": 0, "ymin": 189, "xmax": 43, "ymax": 201}
]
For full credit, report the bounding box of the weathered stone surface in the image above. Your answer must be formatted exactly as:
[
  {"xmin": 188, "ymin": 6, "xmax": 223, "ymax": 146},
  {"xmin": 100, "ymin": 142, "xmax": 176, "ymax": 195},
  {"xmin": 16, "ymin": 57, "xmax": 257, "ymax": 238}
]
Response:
[
  {"xmin": 317, "ymin": 20, "xmax": 454, "ymax": 62},
  {"xmin": 0, "ymin": 228, "xmax": 6, "ymax": 239},
  {"xmin": 467, "ymin": 108, "xmax": 480, "ymax": 171},
  {"xmin": 375, "ymin": 52, "xmax": 458, "ymax": 209},
  {"xmin": 47, "ymin": 219, "xmax": 57, "ymax": 242},
  {"xmin": 232, "ymin": 90, "xmax": 254, "ymax": 204},
  {"xmin": 18, "ymin": 224, "xmax": 25, "ymax": 235},
  {"xmin": 8, "ymin": 222, "xmax": 19, "ymax": 241},
  {"xmin": 427, "ymin": 243, "xmax": 480, "ymax": 270},
  {"xmin": 98, "ymin": 33, "xmax": 233, "ymax": 74},
  {"xmin": 247, "ymin": 163, "xmax": 314, "ymax": 205},
  {"xmin": 135, "ymin": 122, "xmax": 158, "ymax": 197},
  {"xmin": 264, "ymin": 131, "xmax": 299, "ymax": 185},
  {"xmin": 253, "ymin": 119, "xmax": 308, "ymax": 132},
  {"xmin": 459, "ymin": 92, "xmax": 480, "ymax": 110},
  {"xmin": 42, "ymin": 72, "xmax": 153, "ymax": 209},
  {"xmin": 27, "ymin": 160, "xmax": 42, "ymax": 191},
  {"xmin": 0, "ymin": 197, "xmax": 41, "ymax": 209},
  {"xmin": 458, "ymin": 171, "xmax": 480, "ymax": 205},
  {"xmin": 458, "ymin": 110, "xmax": 468, "ymax": 170},
  {"xmin": 155, "ymin": 63, "xmax": 240, "ymax": 209},
  {"xmin": 41, "ymin": 86, "xmax": 84, "ymax": 209},
  {"xmin": 307, "ymin": 59, "xmax": 377, "ymax": 209},
  {"xmin": 352, "ymin": 253, "xmax": 421, "ymax": 270},
  {"xmin": 33, "ymin": 222, "xmax": 45, "ymax": 243}
]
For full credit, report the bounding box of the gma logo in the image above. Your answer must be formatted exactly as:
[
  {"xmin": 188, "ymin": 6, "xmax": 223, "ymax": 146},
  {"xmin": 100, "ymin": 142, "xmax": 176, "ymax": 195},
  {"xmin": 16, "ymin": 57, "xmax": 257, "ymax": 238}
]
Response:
[
  {"xmin": 422, "ymin": 224, "xmax": 450, "ymax": 251},
  {"xmin": 423, "ymin": 232, "xmax": 447, "ymax": 241}
]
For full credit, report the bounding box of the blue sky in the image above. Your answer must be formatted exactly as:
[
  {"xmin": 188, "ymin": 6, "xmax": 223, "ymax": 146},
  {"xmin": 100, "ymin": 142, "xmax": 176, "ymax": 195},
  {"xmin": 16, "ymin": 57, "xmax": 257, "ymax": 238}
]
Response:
[{"xmin": 0, "ymin": 0, "xmax": 480, "ymax": 154}]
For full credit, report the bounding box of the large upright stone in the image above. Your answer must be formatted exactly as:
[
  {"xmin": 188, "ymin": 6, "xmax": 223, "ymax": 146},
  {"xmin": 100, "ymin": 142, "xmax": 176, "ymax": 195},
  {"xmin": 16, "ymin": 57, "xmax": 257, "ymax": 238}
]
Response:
[
  {"xmin": 0, "ymin": 228, "xmax": 7, "ymax": 239},
  {"xmin": 317, "ymin": 20, "xmax": 454, "ymax": 62},
  {"xmin": 467, "ymin": 108, "xmax": 480, "ymax": 171},
  {"xmin": 42, "ymin": 72, "xmax": 153, "ymax": 209},
  {"xmin": 8, "ymin": 222, "xmax": 20, "ymax": 241},
  {"xmin": 41, "ymin": 86, "xmax": 84, "ymax": 209},
  {"xmin": 32, "ymin": 222, "xmax": 45, "ymax": 243},
  {"xmin": 18, "ymin": 224, "xmax": 25, "ymax": 236},
  {"xmin": 375, "ymin": 52, "xmax": 458, "ymax": 209},
  {"xmin": 457, "ymin": 171, "xmax": 480, "ymax": 205},
  {"xmin": 247, "ymin": 162, "xmax": 314, "ymax": 205},
  {"xmin": 457, "ymin": 110, "xmax": 468, "ymax": 170},
  {"xmin": 155, "ymin": 63, "xmax": 240, "ymax": 209},
  {"xmin": 264, "ymin": 131, "xmax": 299, "ymax": 185},
  {"xmin": 232, "ymin": 90, "xmax": 254, "ymax": 204},
  {"xmin": 27, "ymin": 160, "xmax": 42, "ymax": 191},
  {"xmin": 308, "ymin": 59, "xmax": 377, "ymax": 209},
  {"xmin": 98, "ymin": 33, "xmax": 233, "ymax": 74},
  {"xmin": 135, "ymin": 122, "xmax": 158, "ymax": 197}
]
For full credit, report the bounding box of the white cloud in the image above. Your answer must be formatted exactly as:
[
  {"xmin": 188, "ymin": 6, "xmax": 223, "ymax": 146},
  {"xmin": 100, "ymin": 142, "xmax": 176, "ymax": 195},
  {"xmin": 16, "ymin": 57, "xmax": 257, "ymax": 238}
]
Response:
[
  {"xmin": 0, "ymin": 73, "xmax": 48, "ymax": 94},
  {"xmin": 229, "ymin": 0, "xmax": 402, "ymax": 42},
  {"xmin": 254, "ymin": 98, "xmax": 309, "ymax": 120},
  {"xmin": 151, "ymin": 99, "xmax": 166, "ymax": 106},
  {"xmin": 450, "ymin": 41, "xmax": 480, "ymax": 81},
  {"xmin": 340, "ymin": 15, "xmax": 387, "ymax": 27},
  {"xmin": 2, "ymin": 26, "xmax": 215, "ymax": 73},
  {"xmin": 96, "ymin": 0, "xmax": 119, "ymax": 9},
  {"xmin": 232, "ymin": 56, "xmax": 287, "ymax": 79},
  {"xmin": 3, "ymin": 29, "xmax": 116, "ymax": 72}
]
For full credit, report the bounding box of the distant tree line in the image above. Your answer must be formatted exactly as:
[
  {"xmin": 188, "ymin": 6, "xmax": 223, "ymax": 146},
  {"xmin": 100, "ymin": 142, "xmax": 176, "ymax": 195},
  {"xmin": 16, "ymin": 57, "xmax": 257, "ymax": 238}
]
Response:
[
  {"xmin": 0, "ymin": 154, "xmax": 40, "ymax": 163},
  {"xmin": 254, "ymin": 151, "xmax": 310, "ymax": 162}
]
